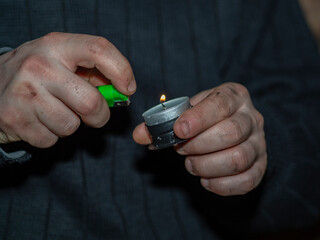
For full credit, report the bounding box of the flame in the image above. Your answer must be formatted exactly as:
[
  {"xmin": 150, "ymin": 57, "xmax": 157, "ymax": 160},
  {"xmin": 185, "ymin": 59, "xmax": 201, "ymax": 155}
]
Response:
[{"xmin": 160, "ymin": 94, "xmax": 166, "ymax": 102}]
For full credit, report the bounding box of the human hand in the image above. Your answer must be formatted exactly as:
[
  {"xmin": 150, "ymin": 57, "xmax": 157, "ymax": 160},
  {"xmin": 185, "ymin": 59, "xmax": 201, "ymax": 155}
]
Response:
[
  {"xmin": 133, "ymin": 83, "xmax": 266, "ymax": 196},
  {"xmin": 0, "ymin": 32, "xmax": 136, "ymax": 147}
]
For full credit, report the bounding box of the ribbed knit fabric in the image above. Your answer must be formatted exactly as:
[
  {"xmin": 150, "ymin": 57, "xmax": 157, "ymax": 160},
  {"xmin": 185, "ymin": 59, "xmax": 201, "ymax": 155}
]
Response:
[
  {"xmin": 0, "ymin": 0, "xmax": 320, "ymax": 239},
  {"xmin": 0, "ymin": 47, "xmax": 12, "ymax": 55}
]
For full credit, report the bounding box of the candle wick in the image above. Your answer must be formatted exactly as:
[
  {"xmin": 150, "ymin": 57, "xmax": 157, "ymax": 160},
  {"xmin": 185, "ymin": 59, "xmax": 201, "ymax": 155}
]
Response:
[{"xmin": 161, "ymin": 103, "xmax": 167, "ymax": 110}]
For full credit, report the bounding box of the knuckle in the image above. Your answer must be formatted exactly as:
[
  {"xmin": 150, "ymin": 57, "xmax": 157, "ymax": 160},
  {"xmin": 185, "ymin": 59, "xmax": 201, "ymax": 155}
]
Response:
[
  {"xmin": 40, "ymin": 32, "xmax": 62, "ymax": 44},
  {"xmin": 26, "ymin": 131, "xmax": 58, "ymax": 148},
  {"xmin": 256, "ymin": 164, "xmax": 266, "ymax": 180},
  {"xmin": 38, "ymin": 135, "xmax": 58, "ymax": 148},
  {"xmin": 263, "ymin": 153, "xmax": 268, "ymax": 166},
  {"xmin": 91, "ymin": 110, "xmax": 110, "ymax": 128},
  {"xmin": 230, "ymin": 148, "xmax": 250, "ymax": 173},
  {"xmin": 189, "ymin": 105, "xmax": 206, "ymax": 128},
  {"xmin": 61, "ymin": 117, "xmax": 81, "ymax": 136},
  {"xmin": 219, "ymin": 82, "xmax": 250, "ymax": 103},
  {"xmin": 85, "ymin": 36, "xmax": 111, "ymax": 58},
  {"xmin": 11, "ymin": 80, "xmax": 39, "ymax": 102},
  {"xmin": 212, "ymin": 181, "xmax": 233, "ymax": 196},
  {"xmin": 19, "ymin": 54, "xmax": 51, "ymax": 77},
  {"xmin": 79, "ymin": 92, "xmax": 101, "ymax": 116},
  {"xmin": 241, "ymin": 175, "xmax": 255, "ymax": 194},
  {"xmin": 234, "ymin": 83, "xmax": 249, "ymax": 98},
  {"xmin": 214, "ymin": 190, "xmax": 229, "ymax": 196},
  {"xmin": 255, "ymin": 111, "xmax": 264, "ymax": 129},
  {"xmin": 0, "ymin": 107, "xmax": 21, "ymax": 130},
  {"xmin": 19, "ymin": 55, "xmax": 41, "ymax": 73},
  {"xmin": 212, "ymin": 92, "xmax": 232, "ymax": 118},
  {"xmin": 225, "ymin": 82, "xmax": 249, "ymax": 98},
  {"xmin": 226, "ymin": 119, "xmax": 243, "ymax": 142},
  {"xmin": 104, "ymin": 111, "xmax": 111, "ymax": 124}
]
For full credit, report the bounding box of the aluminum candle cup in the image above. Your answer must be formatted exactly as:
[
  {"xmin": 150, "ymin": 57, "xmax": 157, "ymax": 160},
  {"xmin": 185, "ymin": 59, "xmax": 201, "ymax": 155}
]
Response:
[{"xmin": 142, "ymin": 96, "xmax": 191, "ymax": 149}]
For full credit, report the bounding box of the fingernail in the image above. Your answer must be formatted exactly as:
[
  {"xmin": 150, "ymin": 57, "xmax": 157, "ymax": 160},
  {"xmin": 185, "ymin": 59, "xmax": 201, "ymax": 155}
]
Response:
[
  {"xmin": 128, "ymin": 80, "xmax": 136, "ymax": 93},
  {"xmin": 179, "ymin": 120, "xmax": 190, "ymax": 137},
  {"xmin": 148, "ymin": 144, "xmax": 157, "ymax": 150},
  {"xmin": 201, "ymin": 179, "xmax": 209, "ymax": 189},
  {"xmin": 186, "ymin": 159, "xmax": 196, "ymax": 175},
  {"xmin": 176, "ymin": 148, "xmax": 187, "ymax": 155}
]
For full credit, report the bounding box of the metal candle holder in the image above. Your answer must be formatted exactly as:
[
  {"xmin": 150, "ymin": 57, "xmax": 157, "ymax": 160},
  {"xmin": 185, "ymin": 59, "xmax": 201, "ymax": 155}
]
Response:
[{"xmin": 142, "ymin": 96, "xmax": 191, "ymax": 149}]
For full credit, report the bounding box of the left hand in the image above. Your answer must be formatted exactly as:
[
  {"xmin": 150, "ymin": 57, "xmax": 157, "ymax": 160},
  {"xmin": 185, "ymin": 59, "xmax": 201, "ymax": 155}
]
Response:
[{"xmin": 133, "ymin": 82, "xmax": 267, "ymax": 196}]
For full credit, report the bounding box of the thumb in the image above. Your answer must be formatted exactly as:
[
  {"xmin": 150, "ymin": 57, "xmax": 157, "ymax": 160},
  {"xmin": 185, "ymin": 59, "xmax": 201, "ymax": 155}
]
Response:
[{"xmin": 132, "ymin": 123, "xmax": 152, "ymax": 145}]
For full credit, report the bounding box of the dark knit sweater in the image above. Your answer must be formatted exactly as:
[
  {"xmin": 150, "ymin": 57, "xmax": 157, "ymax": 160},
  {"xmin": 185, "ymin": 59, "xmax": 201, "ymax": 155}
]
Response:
[{"xmin": 0, "ymin": 0, "xmax": 320, "ymax": 239}]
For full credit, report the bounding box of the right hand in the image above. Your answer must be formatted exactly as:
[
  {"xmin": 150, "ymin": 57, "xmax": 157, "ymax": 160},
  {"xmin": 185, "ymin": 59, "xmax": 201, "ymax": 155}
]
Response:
[{"xmin": 0, "ymin": 32, "xmax": 136, "ymax": 148}]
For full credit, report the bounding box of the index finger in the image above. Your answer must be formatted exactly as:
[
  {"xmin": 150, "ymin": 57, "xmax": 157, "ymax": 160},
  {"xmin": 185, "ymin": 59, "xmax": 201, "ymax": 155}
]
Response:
[
  {"xmin": 46, "ymin": 32, "xmax": 136, "ymax": 95},
  {"xmin": 174, "ymin": 83, "xmax": 248, "ymax": 139}
]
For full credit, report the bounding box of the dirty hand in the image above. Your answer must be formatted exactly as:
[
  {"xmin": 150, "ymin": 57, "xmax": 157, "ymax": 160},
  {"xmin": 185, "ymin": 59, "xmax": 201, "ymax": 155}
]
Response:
[
  {"xmin": 133, "ymin": 83, "xmax": 267, "ymax": 196},
  {"xmin": 0, "ymin": 32, "xmax": 136, "ymax": 147}
]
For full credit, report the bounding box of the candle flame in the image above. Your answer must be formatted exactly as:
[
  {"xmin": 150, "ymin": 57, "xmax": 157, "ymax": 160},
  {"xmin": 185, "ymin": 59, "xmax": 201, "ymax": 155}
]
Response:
[{"xmin": 160, "ymin": 94, "xmax": 166, "ymax": 103}]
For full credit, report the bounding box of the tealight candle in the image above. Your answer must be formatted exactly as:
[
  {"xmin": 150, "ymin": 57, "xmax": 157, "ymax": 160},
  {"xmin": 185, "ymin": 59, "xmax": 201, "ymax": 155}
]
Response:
[{"xmin": 142, "ymin": 96, "xmax": 191, "ymax": 149}]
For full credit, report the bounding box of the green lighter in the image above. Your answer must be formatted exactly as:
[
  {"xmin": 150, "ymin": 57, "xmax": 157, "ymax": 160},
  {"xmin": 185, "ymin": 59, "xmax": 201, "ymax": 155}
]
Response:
[{"xmin": 97, "ymin": 85, "xmax": 130, "ymax": 107}]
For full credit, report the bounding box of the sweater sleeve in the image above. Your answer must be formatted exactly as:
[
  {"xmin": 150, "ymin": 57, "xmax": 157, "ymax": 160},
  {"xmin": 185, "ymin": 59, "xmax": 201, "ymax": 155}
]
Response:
[
  {"xmin": 0, "ymin": 47, "xmax": 13, "ymax": 55},
  {"xmin": 0, "ymin": 148, "xmax": 31, "ymax": 166}
]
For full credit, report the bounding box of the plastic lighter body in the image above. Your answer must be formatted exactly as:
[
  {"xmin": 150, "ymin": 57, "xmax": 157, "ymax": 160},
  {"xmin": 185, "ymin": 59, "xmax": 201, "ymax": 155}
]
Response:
[{"xmin": 97, "ymin": 85, "xmax": 130, "ymax": 107}]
